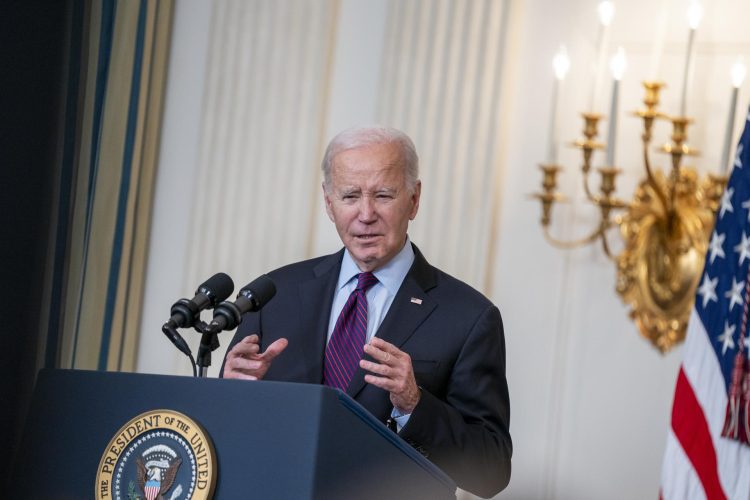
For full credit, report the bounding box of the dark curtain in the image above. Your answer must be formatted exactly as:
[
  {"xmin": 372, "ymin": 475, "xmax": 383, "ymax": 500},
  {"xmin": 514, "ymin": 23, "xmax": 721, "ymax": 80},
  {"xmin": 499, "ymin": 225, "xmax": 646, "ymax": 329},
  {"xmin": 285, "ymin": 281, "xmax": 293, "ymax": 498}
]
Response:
[{"xmin": 0, "ymin": 0, "xmax": 77, "ymax": 489}]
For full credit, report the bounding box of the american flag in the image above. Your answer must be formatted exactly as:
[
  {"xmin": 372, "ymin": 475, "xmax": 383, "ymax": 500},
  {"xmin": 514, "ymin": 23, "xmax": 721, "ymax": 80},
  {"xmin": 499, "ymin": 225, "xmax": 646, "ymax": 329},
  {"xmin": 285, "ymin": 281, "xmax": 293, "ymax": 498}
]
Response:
[{"xmin": 661, "ymin": 108, "xmax": 750, "ymax": 499}]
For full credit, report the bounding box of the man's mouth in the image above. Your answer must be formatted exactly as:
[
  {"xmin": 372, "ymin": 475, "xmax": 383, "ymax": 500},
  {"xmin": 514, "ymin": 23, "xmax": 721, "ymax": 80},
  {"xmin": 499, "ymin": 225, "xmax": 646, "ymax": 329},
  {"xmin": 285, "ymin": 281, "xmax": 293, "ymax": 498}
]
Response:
[{"xmin": 355, "ymin": 234, "xmax": 380, "ymax": 240}]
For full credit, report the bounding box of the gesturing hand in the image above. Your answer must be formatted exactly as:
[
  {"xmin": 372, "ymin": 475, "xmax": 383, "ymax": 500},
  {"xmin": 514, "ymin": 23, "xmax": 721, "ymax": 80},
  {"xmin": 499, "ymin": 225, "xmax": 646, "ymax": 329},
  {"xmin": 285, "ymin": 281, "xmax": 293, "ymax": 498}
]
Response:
[
  {"xmin": 223, "ymin": 334, "xmax": 288, "ymax": 381},
  {"xmin": 360, "ymin": 337, "xmax": 421, "ymax": 414}
]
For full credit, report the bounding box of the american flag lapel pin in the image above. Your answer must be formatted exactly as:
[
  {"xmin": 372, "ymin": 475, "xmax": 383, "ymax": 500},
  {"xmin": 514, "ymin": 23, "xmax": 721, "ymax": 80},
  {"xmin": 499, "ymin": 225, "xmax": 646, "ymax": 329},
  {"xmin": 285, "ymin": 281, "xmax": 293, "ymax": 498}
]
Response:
[{"xmin": 410, "ymin": 297, "xmax": 423, "ymax": 305}]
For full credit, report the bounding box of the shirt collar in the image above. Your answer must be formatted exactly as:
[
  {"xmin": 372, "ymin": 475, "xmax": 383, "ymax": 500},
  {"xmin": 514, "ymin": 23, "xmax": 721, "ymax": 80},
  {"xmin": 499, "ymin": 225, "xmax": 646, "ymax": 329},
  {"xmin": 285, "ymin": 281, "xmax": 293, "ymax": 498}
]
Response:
[{"xmin": 338, "ymin": 237, "xmax": 415, "ymax": 295}]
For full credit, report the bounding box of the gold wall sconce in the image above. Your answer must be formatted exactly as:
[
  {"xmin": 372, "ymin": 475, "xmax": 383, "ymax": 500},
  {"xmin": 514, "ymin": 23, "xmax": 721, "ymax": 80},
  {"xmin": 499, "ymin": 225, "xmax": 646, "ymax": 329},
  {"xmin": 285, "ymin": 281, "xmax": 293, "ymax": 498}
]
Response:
[{"xmin": 531, "ymin": 4, "xmax": 745, "ymax": 353}]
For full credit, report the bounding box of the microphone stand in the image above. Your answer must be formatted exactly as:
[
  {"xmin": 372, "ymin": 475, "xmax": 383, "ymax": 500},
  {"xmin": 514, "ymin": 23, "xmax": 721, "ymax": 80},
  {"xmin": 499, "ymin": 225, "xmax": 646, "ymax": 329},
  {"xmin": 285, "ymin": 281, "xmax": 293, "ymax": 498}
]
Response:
[
  {"xmin": 194, "ymin": 321, "xmax": 221, "ymax": 378},
  {"xmin": 162, "ymin": 319, "xmax": 224, "ymax": 377}
]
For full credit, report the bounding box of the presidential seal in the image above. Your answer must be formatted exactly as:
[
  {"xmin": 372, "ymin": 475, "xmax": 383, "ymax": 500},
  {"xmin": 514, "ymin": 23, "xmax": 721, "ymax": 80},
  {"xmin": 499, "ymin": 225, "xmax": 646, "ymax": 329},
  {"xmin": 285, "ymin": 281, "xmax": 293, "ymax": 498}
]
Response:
[{"xmin": 95, "ymin": 409, "xmax": 216, "ymax": 500}]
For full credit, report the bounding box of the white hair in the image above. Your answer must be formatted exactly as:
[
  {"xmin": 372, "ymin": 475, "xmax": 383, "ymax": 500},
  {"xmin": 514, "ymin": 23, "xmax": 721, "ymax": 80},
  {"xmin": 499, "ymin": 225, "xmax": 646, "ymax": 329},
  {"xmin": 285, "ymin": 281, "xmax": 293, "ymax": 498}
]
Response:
[{"xmin": 321, "ymin": 125, "xmax": 419, "ymax": 193}]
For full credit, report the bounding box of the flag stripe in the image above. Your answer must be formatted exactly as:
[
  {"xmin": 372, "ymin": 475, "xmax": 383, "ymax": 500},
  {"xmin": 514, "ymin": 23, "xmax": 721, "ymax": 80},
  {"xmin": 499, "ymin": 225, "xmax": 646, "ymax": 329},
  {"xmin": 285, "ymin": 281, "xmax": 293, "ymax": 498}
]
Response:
[
  {"xmin": 672, "ymin": 368, "xmax": 727, "ymax": 500},
  {"xmin": 682, "ymin": 309, "xmax": 729, "ymax": 439},
  {"xmin": 662, "ymin": 430, "xmax": 709, "ymax": 500}
]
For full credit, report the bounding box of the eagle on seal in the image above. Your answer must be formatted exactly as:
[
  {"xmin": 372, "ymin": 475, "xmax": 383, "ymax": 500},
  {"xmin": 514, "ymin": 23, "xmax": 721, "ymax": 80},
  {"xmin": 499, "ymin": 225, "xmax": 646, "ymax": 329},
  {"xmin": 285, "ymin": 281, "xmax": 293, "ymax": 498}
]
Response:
[{"xmin": 136, "ymin": 456, "xmax": 182, "ymax": 500}]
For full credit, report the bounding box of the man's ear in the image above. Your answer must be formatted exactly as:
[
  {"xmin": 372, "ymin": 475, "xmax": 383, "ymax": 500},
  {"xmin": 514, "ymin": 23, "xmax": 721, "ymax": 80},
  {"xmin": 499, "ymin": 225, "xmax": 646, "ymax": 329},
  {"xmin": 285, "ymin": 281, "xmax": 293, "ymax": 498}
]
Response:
[
  {"xmin": 323, "ymin": 183, "xmax": 335, "ymax": 222},
  {"xmin": 409, "ymin": 180, "xmax": 422, "ymax": 220}
]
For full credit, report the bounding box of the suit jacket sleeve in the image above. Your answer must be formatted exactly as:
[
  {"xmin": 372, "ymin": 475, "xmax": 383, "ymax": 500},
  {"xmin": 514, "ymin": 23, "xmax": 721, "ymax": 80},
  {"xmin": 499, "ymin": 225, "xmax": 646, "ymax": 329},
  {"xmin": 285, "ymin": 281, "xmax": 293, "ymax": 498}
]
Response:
[{"xmin": 398, "ymin": 304, "xmax": 511, "ymax": 498}]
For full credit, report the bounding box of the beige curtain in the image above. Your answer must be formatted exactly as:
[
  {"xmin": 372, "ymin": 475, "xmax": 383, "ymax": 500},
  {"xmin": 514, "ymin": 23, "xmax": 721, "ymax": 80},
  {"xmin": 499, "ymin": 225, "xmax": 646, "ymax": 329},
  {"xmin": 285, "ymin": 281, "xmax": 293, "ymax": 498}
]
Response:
[{"xmin": 50, "ymin": 0, "xmax": 174, "ymax": 371}]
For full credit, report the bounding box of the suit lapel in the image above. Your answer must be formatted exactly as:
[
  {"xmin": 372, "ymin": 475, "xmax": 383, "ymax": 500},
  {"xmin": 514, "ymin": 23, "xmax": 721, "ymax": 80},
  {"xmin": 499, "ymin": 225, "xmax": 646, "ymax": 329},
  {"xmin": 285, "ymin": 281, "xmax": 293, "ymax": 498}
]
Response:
[
  {"xmin": 297, "ymin": 250, "xmax": 342, "ymax": 383},
  {"xmin": 346, "ymin": 245, "xmax": 438, "ymax": 399}
]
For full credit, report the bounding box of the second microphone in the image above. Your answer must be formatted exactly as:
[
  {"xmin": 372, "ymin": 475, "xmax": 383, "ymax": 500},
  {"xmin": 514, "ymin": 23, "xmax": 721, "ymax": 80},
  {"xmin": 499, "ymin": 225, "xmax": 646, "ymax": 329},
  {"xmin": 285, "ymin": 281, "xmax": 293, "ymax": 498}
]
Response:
[{"xmin": 203, "ymin": 274, "xmax": 277, "ymax": 334}]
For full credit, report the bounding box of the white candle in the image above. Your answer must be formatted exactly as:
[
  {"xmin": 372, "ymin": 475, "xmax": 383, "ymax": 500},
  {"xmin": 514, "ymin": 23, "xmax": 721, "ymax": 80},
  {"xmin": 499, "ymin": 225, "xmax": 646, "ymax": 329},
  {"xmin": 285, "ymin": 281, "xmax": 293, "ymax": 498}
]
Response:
[
  {"xmin": 679, "ymin": 2, "xmax": 703, "ymax": 116},
  {"xmin": 589, "ymin": 1, "xmax": 615, "ymax": 111},
  {"xmin": 606, "ymin": 47, "xmax": 627, "ymax": 166},
  {"xmin": 548, "ymin": 46, "xmax": 570, "ymax": 164},
  {"xmin": 648, "ymin": 0, "xmax": 669, "ymax": 80},
  {"xmin": 720, "ymin": 60, "xmax": 747, "ymax": 173}
]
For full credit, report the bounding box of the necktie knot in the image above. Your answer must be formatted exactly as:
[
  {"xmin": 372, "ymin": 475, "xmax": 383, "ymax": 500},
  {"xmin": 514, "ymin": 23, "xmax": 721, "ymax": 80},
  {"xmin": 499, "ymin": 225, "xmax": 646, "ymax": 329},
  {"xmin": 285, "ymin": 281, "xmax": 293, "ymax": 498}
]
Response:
[{"xmin": 356, "ymin": 272, "xmax": 378, "ymax": 292}]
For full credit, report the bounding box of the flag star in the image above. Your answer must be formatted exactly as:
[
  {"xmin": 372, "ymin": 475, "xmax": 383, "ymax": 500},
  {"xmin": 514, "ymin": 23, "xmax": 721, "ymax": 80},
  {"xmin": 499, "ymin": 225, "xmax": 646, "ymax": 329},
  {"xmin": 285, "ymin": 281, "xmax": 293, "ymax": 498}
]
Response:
[
  {"xmin": 717, "ymin": 321, "xmax": 736, "ymax": 355},
  {"xmin": 709, "ymin": 231, "xmax": 726, "ymax": 263},
  {"xmin": 725, "ymin": 277, "xmax": 745, "ymax": 311},
  {"xmin": 720, "ymin": 187, "xmax": 735, "ymax": 218},
  {"xmin": 743, "ymin": 199, "xmax": 750, "ymax": 222},
  {"xmin": 735, "ymin": 231, "xmax": 750, "ymax": 265},
  {"xmin": 697, "ymin": 273, "xmax": 719, "ymax": 308},
  {"xmin": 744, "ymin": 335, "xmax": 750, "ymax": 352},
  {"xmin": 735, "ymin": 143, "xmax": 744, "ymax": 169}
]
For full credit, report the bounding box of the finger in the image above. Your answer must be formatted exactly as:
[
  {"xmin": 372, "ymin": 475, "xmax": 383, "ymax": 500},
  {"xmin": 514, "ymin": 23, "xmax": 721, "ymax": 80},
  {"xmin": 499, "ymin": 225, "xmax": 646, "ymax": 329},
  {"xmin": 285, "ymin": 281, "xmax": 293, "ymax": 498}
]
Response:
[
  {"xmin": 229, "ymin": 357, "xmax": 267, "ymax": 373},
  {"xmin": 365, "ymin": 344, "xmax": 393, "ymax": 363},
  {"xmin": 261, "ymin": 338, "xmax": 288, "ymax": 361},
  {"xmin": 364, "ymin": 373, "xmax": 397, "ymax": 391},
  {"xmin": 228, "ymin": 339, "xmax": 260, "ymax": 358},
  {"xmin": 364, "ymin": 342, "xmax": 397, "ymax": 364},
  {"xmin": 241, "ymin": 334, "xmax": 260, "ymax": 344},
  {"xmin": 368, "ymin": 337, "xmax": 401, "ymax": 355},
  {"xmin": 359, "ymin": 359, "xmax": 393, "ymax": 377}
]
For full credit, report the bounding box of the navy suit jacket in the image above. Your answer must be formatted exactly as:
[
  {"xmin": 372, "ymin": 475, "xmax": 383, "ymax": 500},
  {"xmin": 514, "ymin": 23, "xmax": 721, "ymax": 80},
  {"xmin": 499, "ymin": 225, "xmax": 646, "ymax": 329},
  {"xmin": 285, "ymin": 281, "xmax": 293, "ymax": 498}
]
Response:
[{"xmin": 222, "ymin": 244, "xmax": 512, "ymax": 497}]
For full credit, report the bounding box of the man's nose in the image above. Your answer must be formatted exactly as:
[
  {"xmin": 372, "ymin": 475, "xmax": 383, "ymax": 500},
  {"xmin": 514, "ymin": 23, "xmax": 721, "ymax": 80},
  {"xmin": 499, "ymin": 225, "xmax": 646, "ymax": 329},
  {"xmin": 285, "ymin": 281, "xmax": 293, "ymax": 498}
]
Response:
[{"xmin": 358, "ymin": 196, "xmax": 377, "ymax": 222}]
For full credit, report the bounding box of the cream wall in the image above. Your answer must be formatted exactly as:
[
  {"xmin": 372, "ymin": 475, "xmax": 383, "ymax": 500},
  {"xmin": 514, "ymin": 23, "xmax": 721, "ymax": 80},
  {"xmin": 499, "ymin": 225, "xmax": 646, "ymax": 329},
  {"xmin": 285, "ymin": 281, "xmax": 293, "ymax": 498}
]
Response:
[{"xmin": 137, "ymin": 0, "xmax": 750, "ymax": 498}]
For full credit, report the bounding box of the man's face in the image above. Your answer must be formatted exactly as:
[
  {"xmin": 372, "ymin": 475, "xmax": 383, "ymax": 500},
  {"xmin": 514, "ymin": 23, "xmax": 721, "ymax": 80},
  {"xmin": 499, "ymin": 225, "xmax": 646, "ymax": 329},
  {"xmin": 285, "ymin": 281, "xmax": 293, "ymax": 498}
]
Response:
[{"xmin": 324, "ymin": 142, "xmax": 421, "ymax": 272}]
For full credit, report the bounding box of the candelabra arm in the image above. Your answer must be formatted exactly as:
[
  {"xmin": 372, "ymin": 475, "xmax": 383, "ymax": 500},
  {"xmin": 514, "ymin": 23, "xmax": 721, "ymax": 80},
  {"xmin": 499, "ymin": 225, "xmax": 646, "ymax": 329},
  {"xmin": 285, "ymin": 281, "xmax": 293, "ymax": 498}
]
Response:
[
  {"xmin": 643, "ymin": 138, "xmax": 671, "ymax": 217},
  {"xmin": 543, "ymin": 225, "xmax": 603, "ymax": 249},
  {"xmin": 582, "ymin": 169, "xmax": 598, "ymax": 202},
  {"xmin": 668, "ymin": 169, "xmax": 679, "ymax": 215},
  {"xmin": 600, "ymin": 223, "xmax": 616, "ymax": 259}
]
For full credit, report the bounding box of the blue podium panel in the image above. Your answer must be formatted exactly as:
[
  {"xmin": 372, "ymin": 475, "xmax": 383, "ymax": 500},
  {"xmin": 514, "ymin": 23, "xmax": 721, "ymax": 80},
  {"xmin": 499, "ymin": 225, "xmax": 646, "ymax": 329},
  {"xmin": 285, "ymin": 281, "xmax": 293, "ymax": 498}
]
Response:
[{"xmin": 12, "ymin": 369, "xmax": 455, "ymax": 499}]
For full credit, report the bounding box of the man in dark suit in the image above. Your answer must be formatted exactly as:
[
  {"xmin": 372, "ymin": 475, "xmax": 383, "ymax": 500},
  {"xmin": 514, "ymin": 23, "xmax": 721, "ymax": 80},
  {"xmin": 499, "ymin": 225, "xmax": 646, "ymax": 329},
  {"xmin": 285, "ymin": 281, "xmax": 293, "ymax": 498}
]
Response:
[{"xmin": 222, "ymin": 126, "xmax": 511, "ymax": 497}]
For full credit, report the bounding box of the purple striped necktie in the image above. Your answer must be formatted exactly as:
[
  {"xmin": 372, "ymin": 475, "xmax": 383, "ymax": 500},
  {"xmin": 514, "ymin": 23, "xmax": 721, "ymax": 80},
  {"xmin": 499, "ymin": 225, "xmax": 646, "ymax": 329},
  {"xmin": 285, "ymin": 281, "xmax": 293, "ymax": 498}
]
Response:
[{"xmin": 323, "ymin": 272, "xmax": 379, "ymax": 391}]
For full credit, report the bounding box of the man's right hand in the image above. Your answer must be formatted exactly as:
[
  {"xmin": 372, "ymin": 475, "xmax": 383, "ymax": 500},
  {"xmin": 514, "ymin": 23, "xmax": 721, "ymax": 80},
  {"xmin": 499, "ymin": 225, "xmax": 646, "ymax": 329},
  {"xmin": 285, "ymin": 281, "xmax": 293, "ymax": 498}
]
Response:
[{"xmin": 223, "ymin": 334, "xmax": 288, "ymax": 380}]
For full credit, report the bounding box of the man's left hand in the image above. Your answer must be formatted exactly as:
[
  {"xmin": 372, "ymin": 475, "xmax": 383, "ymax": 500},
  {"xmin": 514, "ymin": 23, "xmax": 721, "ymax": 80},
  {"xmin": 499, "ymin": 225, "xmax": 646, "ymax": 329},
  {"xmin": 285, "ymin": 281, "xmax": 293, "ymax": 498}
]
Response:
[{"xmin": 360, "ymin": 337, "xmax": 421, "ymax": 414}]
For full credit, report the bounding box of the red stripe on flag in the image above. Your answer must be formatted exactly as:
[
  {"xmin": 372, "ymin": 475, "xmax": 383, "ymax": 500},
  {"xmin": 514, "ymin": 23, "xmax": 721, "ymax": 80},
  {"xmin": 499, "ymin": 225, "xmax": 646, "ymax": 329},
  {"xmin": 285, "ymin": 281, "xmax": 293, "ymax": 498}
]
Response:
[{"xmin": 672, "ymin": 367, "xmax": 727, "ymax": 500}]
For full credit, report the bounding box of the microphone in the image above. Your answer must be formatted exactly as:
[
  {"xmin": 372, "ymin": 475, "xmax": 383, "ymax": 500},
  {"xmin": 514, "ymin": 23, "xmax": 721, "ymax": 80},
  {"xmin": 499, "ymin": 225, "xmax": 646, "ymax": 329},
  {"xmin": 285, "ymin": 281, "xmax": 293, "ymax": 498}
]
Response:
[
  {"xmin": 165, "ymin": 273, "xmax": 235, "ymax": 329},
  {"xmin": 204, "ymin": 274, "xmax": 276, "ymax": 334}
]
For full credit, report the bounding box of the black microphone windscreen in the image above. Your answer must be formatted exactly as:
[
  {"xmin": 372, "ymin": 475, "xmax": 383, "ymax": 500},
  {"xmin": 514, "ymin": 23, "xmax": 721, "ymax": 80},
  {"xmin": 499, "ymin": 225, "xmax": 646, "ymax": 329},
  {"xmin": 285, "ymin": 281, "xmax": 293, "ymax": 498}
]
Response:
[
  {"xmin": 199, "ymin": 272, "xmax": 235, "ymax": 305},
  {"xmin": 240, "ymin": 274, "xmax": 276, "ymax": 309}
]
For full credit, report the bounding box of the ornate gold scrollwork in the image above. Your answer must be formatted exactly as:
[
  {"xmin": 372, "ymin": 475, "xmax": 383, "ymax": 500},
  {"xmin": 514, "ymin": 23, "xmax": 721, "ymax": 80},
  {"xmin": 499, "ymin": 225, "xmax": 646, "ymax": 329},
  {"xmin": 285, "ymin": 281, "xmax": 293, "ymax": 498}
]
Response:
[{"xmin": 616, "ymin": 169, "xmax": 718, "ymax": 352}]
